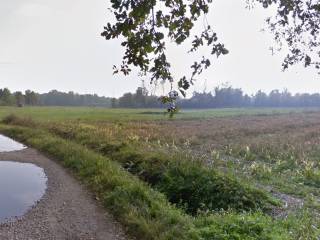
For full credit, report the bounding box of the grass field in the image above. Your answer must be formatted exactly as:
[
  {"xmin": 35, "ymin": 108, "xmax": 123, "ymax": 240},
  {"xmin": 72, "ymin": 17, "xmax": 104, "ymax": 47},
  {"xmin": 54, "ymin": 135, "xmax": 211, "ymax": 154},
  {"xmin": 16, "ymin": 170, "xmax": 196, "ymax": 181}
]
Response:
[
  {"xmin": 0, "ymin": 106, "xmax": 316, "ymax": 121},
  {"xmin": 1, "ymin": 107, "xmax": 320, "ymax": 239}
]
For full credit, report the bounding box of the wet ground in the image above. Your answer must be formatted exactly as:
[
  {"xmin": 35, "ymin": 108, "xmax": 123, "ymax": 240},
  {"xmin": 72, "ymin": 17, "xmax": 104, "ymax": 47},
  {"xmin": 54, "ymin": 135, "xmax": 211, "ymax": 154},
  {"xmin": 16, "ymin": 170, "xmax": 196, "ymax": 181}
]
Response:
[
  {"xmin": 0, "ymin": 161, "xmax": 47, "ymax": 223},
  {"xmin": 0, "ymin": 135, "xmax": 26, "ymax": 152}
]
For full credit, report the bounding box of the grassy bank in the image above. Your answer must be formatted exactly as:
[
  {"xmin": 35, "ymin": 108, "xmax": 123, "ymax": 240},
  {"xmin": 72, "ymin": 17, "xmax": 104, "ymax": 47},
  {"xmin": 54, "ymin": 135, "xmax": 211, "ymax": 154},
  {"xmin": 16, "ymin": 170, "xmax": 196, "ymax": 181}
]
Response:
[
  {"xmin": 1, "ymin": 114, "xmax": 320, "ymax": 239},
  {"xmin": 0, "ymin": 125, "xmax": 194, "ymax": 239},
  {"xmin": 3, "ymin": 114, "xmax": 279, "ymax": 215}
]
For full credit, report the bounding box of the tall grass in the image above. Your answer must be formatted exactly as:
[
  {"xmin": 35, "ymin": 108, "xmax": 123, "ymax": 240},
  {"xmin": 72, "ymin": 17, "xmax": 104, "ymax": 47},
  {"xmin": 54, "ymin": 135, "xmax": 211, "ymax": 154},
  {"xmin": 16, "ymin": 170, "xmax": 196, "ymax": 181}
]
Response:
[
  {"xmin": 3, "ymin": 115, "xmax": 278, "ymax": 215},
  {"xmin": 2, "ymin": 113, "xmax": 320, "ymax": 239},
  {"xmin": 0, "ymin": 123, "xmax": 297, "ymax": 240},
  {"xmin": 0, "ymin": 125, "xmax": 194, "ymax": 240}
]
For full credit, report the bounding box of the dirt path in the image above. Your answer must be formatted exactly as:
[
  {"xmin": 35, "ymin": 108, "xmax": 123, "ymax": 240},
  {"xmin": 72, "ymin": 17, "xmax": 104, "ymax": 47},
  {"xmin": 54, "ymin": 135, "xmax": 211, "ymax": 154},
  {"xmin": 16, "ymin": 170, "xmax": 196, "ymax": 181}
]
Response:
[{"xmin": 0, "ymin": 148, "xmax": 127, "ymax": 240}]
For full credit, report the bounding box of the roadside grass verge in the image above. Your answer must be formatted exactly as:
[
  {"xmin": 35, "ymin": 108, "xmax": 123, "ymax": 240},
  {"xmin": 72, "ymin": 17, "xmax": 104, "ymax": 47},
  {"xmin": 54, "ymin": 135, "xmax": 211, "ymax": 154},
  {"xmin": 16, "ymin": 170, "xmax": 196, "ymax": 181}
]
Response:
[
  {"xmin": 0, "ymin": 124, "xmax": 193, "ymax": 240},
  {"xmin": 3, "ymin": 115, "xmax": 279, "ymax": 215},
  {"xmin": 0, "ymin": 123, "xmax": 300, "ymax": 240},
  {"xmin": 2, "ymin": 115, "xmax": 320, "ymax": 239}
]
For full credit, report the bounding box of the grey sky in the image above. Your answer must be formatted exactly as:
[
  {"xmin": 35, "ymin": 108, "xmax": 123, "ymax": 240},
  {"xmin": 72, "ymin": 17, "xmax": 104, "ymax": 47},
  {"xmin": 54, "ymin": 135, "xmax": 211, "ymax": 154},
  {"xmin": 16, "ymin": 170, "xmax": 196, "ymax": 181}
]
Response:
[{"xmin": 0, "ymin": 0, "xmax": 319, "ymax": 97}]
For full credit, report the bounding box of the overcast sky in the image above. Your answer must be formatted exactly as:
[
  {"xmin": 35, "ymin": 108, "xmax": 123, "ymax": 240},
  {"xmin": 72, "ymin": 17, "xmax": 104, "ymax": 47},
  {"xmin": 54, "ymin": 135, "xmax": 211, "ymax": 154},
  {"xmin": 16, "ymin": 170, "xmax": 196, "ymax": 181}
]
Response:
[{"xmin": 0, "ymin": 0, "xmax": 319, "ymax": 97}]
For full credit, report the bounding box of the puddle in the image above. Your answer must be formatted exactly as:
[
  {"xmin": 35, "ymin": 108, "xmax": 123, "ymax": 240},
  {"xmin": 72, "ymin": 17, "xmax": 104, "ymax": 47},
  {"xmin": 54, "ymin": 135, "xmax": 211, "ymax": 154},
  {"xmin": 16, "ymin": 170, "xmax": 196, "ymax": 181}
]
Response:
[
  {"xmin": 0, "ymin": 135, "xmax": 26, "ymax": 152},
  {"xmin": 0, "ymin": 161, "xmax": 47, "ymax": 223}
]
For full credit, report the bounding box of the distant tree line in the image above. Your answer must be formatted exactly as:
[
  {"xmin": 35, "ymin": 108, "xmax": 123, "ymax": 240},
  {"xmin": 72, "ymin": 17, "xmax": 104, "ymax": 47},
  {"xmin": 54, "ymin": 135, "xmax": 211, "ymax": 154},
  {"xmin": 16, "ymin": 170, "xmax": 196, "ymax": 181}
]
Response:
[
  {"xmin": 179, "ymin": 87, "xmax": 320, "ymax": 108},
  {"xmin": 2, "ymin": 86, "xmax": 320, "ymax": 108},
  {"xmin": 0, "ymin": 89, "xmax": 112, "ymax": 107},
  {"xmin": 114, "ymin": 86, "xmax": 320, "ymax": 109},
  {"xmin": 0, "ymin": 89, "xmax": 39, "ymax": 106},
  {"xmin": 114, "ymin": 87, "xmax": 162, "ymax": 108},
  {"xmin": 39, "ymin": 90, "xmax": 111, "ymax": 107}
]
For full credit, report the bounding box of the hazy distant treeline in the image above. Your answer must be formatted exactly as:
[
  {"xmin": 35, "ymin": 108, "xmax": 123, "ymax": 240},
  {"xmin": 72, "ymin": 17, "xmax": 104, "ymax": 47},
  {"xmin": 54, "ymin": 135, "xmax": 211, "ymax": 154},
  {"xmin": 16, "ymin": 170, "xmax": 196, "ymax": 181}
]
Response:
[
  {"xmin": 115, "ymin": 87, "xmax": 320, "ymax": 108},
  {"xmin": 2, "ymin": 86, "xmax": 320, "ymax": 108},
  {"xmin": 0, "ymin": 89, "xmax": 112, "ymax": 107},
  {"xmin": 179, "ymin": 88, "xmax": 320, "ymax": 108}
]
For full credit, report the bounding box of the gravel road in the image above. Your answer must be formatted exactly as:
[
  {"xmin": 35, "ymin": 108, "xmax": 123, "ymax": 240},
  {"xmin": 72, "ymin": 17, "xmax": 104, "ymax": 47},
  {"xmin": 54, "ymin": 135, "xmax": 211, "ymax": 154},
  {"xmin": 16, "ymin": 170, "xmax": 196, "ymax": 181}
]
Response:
[{"xmin": 0, "ymin": 148, "xmax": 127, "ymax": 240}]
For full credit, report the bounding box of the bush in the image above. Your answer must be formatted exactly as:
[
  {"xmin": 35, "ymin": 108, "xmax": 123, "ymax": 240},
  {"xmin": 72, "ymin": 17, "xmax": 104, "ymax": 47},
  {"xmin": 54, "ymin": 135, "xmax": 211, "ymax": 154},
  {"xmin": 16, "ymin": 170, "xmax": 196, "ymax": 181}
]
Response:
[
  {"xmin": 157, "ymin": 162, "xmax": 277, "ymax": 215},
  {"xmin": 2, "ymin": 114, "xmax": 36, "ymax": 127},
  {"xmin": 107, "ymin": 146, "xmax": 278, "ymax": 215}
]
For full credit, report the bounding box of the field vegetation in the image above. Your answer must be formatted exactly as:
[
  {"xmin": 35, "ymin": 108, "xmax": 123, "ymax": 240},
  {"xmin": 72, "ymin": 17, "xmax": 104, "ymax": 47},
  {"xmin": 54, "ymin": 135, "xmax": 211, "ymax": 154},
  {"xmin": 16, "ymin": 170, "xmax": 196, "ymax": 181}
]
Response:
[
  {"xmin": 0, "ymin": 106, "xmax": 313, "ymax": 121},
  {"xmin": 1, "ymin": 107, "xmax": 320, "ymax": 239}
]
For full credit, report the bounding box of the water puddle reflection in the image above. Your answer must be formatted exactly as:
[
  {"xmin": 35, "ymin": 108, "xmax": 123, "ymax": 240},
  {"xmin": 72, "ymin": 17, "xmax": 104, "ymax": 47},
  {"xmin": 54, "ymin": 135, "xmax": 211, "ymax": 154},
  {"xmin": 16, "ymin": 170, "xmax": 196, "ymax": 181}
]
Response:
[
  {"xmin": 0, "ymin": 135, "xmax": 26, "ymax": 152},
  {"xmin": 0, "ymin": 161, "xmax": 47, "ymax": 223}
]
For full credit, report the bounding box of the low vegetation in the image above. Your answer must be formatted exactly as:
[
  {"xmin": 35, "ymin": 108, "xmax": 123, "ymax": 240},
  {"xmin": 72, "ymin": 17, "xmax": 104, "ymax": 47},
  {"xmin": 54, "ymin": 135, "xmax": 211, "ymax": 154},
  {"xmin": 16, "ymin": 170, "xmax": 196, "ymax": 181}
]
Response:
[
  {"xmin": 0, "ymin": 125, "xmax": 193, "ymax": 239},
  {"xmin": 1, "ymin": 108, "xmax": 320, "ymax": 239},
  {"xmin": 0, "ymin": 106, "xmax": 312, "ymax": 122},
  {"xmin": 41, "ymin": 125, "xmax": 278, "ymax": 214}
]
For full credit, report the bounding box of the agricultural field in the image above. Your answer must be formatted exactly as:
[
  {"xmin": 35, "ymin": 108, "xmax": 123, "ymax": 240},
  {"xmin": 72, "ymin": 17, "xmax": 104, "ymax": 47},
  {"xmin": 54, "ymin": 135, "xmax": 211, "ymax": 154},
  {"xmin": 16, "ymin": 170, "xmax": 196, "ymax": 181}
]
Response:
[
  {"xmin": 0, "ymin": 106, "xmax": 314, "ymax": 121},
  {"xmin": 1, "ymin": 107, "xmax": 320, "ymax": 239}
]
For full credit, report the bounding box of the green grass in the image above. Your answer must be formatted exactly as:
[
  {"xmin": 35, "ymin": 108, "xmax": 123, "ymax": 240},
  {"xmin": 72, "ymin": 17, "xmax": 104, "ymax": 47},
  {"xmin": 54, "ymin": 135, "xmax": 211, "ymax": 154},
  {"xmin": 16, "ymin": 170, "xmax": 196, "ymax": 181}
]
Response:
[
  {"xmin": 0, "ymin": 125, "xmax": 194, "ymax": 240},
  {"xmin": 0, "ymin": 124, "xmax": 295, "ymax": 240},
  {"xmin": 2, "ymin": 114, "xmax": 279, "ymax": 214},
  {"xmin": 0, "ymin": 106, "xmax": 317, "ymax": 122},
  {"xmin": 2, "ymin": 107, "xmax": 320, "ymax": 239}
]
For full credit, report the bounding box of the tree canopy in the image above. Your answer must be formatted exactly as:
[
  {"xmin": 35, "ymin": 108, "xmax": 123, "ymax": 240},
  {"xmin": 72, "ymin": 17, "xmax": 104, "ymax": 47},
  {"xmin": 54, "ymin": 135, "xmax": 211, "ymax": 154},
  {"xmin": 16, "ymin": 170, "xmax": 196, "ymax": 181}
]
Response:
[{"xmin": 102, "ymin": 0, "xmax": 320, "ymax": 96}]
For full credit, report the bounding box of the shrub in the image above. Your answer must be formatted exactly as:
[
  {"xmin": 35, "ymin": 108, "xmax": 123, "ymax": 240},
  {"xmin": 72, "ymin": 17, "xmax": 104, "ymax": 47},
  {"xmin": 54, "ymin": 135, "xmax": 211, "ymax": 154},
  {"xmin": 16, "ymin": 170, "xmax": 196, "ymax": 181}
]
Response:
[
  {"xmin": 157, "ymin": 162, "xmax": 277, "ymax": 215},
  {"xmin": 2, "ymin": 114, "xmax": 36, "ymax": 127},
  {"xmin": 108, "ymin": 147, "xmax": 278, "ymax": 215}
]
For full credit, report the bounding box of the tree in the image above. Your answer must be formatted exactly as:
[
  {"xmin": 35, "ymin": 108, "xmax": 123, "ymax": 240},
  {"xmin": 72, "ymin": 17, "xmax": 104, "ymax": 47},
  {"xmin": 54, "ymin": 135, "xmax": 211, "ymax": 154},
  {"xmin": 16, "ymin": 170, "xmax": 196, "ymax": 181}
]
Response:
[
  {"xmin": 38, "ymin": 90, "xmax": 112, "ymax": 107},
  {"xmin": 269, "ymin": 89, "xmax": 281, "ymax": 107},
  {"xmin": 119, "ymin": 92, "xmax": 134, "ymax": 107},
  {"xmin": 254, "ymin": 90, "xmax": 268, "ymax": 107},
  {"xmin": 102, "ymin": 0, "xmax": 228, "ymax": 97},
  {"xmin": 185, "ymin": 92, "xmax": 214, "ymax": 108},
  {"xmin": 134, "ymin": 87, "xmax": 147, "ymax": 107},
  {"xmin": 213, "ymin": 86, "xmax": 245, "ymax": 108},
  {"xmin": 111, "ymin": 98, "xmax": 117, "ymax": 108},
  {"xmin": 0, "ymin": 88, "xmax": 15, "ymax": 105},
  {"xmin": 14, "ymin": 91, "xmax": 25, "ymax": 107},
  {"xmin": 25, "ymin": 90, "xmax": 39, "ymax": 105},
  {"xmin": 258, "ymin": 0, "xmax": 320, "ymax": 70},
  {"xmin": 102, "ymin": 0, "xmax": 320, "ymax": 96}
]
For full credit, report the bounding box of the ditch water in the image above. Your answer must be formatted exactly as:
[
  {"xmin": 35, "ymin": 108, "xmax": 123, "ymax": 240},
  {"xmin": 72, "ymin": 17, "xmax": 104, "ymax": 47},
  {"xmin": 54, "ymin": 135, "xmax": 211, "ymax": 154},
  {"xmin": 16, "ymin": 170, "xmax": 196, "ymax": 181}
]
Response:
[
  {"xmin": 0, "ymin": 161, "xmax": 47, "ymax": 223},
  {"xmin": 0, "ymin": 134, "xmax": 26, "ymax": 152}
]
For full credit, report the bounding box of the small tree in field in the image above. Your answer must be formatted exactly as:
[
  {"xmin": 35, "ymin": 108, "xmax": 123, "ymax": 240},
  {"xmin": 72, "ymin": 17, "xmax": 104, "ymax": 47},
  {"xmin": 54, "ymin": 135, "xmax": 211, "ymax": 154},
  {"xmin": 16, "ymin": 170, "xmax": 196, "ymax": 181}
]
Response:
[{"xmin": 14, "ymin": 91, "xmax": 25, "ymax": 107}]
